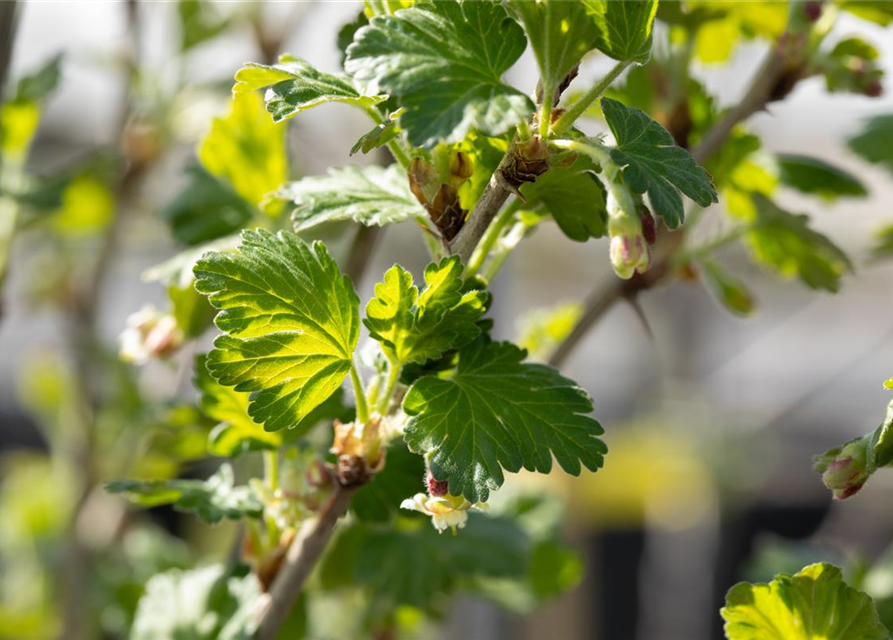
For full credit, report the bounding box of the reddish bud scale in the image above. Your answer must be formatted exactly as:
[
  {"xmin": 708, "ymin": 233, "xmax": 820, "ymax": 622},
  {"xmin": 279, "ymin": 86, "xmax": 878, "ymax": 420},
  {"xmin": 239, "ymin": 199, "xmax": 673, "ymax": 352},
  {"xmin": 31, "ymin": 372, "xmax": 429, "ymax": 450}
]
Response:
[
  {"xmin": 426, "ymin": 472, "xmax": 449, "ymax": 497},
  {"xmin": 804, "ymin": 1, "xmax": 822, "ymax": 22},
  {"xmin": 639, "ymin": 207, "xmax": 656, "ymax": 246}
]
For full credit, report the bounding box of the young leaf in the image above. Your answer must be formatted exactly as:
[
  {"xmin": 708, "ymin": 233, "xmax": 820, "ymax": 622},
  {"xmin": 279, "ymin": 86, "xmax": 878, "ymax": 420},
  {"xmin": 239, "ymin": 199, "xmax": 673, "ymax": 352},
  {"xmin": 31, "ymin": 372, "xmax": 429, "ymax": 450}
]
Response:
[
  {"xmin": 161, "ymin": 166, "xmax": 255, "ymax": 246},
  {"xmin": 345, "ymin": 0, "xmax": 533, "ymax": 148},
  {"xmin": 775, "ymin": 154, "xmax": 868, "ymax": 201},
  {"xmin": 700, "ymin": 259, "xmax": 756, "ymax": 317},
  {"xmin": 403, "ymin": 339, "xmax": 606, "ymax": 503},
  {"xmin": 746, "ymin": 195, "xmax": 851, "ymax": 292},
  {"xmin": 198, "ymin": 92, "xmax": 287, "ymax": 207},
  {"xmin": 233, "ymin": 54, "xmax": 385, "ymax": 122},
  {"xmin": 195, "ymin": 355, "xmax": 282, "ymax": 456},
  {"xmin": 721, "ymin": 563, "xmax": 890, "ymax": 640},
  {"xmin": 276, "ymin": 165, "xmax": 425, "ymax": 232},
  {"xmin": 193, "ymin": 229, "xmax": 360, "ymax": 431},
  {"xmin": 519, "ymin": 155, "xmax": 608, "ymax": 241},
  {"xmin": 350, "ymin": 118, "xmax": 400, "ymax": 156},
  {"xmin": 178, "ymin": 0, "xmax": 229, "ymax": 52},
  {"xmin": 107, "ymin": 464, "xmax": 263, "ymax": 524},
  {"xmin": 517, "ymin": 301, "xmax": 584, "ymax": 361},
  {"xmin": 509, "ymin": 0, "xmax": 599, "ymax": 97},
  {"xmin": 131, "ymin": 564, "xmax": 261, "ymax": 640},
  {"xmin": 849, "ymin": 113, "xmax": 893, "ymax": 176},
  {"xmin": 601, "ymin": 97, "xmax": 718, "ymax": 228},
  {"xmin": 582, "ymin": 0, "xmax": 658, "ymax": 63},
  {"xmin": 364, "ymin": 256, "xmax": 489, "ymax": 365},
  {"xmin": 872, "ymin": 224, "xmax": 893, "ymax": 261}
]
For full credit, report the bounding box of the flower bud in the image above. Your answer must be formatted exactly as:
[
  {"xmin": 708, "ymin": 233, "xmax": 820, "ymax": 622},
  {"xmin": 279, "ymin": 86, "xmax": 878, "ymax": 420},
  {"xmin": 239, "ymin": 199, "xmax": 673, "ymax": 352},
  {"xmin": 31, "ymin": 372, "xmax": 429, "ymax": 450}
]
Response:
[
  {"xmin": 426, "ymin": 470, "xmax": 449, "ymax": 497},
  {"xmin": 118, "ymin": 305, "xmax": 184, "ymax": 364},
  {"xmin": 608, "ymin": 215, "xmax": 650, "ymax": 280},
  {"xmin": 813, "ymin": 436, "xmax": 871, "ymax": 500},
  {"xmin": 804, "ymin": 1, "xmax": 822, "ymax": 22}
]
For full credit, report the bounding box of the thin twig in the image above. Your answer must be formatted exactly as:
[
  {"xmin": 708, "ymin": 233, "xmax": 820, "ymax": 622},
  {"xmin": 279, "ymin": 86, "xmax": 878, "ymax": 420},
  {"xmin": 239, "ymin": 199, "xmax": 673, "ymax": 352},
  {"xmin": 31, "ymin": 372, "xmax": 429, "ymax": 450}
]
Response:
[
  {"xmin": 255, "ymin": 480, "xmax": 360, "ymax": 640},
  {"xmin": 549, "ymin": 42, "xmax": 793, "ymax": 368},
  {"xmin": 0, "ymin": 1, "xmax": 18, "ymax": 105}
]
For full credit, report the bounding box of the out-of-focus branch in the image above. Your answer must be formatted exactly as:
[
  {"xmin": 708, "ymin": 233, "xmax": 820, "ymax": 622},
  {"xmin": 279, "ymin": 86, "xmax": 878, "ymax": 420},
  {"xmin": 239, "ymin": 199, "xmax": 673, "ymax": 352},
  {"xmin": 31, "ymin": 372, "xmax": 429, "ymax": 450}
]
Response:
[
  {"xmin": 549, "ymin": 42, "xmax": 795, "ymax": 369},
  {"xmin": 0, "ymin": 1, "xmax": 18, "ymax": 102},
  {"xmin": 255, "ymin": 479, "xmax": 360, "ymax": 640}
]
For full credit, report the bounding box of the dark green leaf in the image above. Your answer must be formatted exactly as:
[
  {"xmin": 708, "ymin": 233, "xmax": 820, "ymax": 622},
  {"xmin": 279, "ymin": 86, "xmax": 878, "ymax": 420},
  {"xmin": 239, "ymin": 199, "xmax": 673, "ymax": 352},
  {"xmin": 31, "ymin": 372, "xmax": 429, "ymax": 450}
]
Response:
[
  {"xmin": 160, "ymin": 166, "xmax": 257, "ymax": 245},
  {"xmin": 233, "ymin": 54, "xmax": 385, "ymax": 123},
  {"xmin": 403, "ymin": 339, "xmax": 606, "ymax": 503},
  {"xmin": 194, "ymin": 229, "xmax": 360, "ymax": 431},
  {"xmin": 10, "ymin": 53, "xmax": 63, "ymax": 103},
  {"xmin": 849, "ymin": 113, "xmax": 893, "ymax": 176},
  {"xmin": 345, "ymin": 0, "xmax": 533, "ymax": 147},
  {"xmin": 776, "ymin": 154, "xmax": 867, "ymax": 200},
  {"xmin": 520, "ymin": 155, "xmax": 607, "ymax": 241},
  {"xmin": 107, "ymin": 465, "xmax": 263, "ymax": 524},
  {"xmin": 350, "ymin": 441, "xmax": 426, "ymax": 522},
  {"xmin": 602, "ymin": 97, "xmax": 718, "ymax": 228}
]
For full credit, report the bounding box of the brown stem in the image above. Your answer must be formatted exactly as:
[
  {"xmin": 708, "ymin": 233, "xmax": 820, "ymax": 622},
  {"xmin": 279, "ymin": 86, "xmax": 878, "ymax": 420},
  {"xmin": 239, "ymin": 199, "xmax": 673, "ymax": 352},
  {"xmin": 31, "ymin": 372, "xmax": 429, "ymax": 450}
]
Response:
[
  {"xmin": 550, "ymin": 42, "xmax": 794, "ymax": 368},
  {"xmin": 448, "ymin": 178, "xmax": 511, "ymax": 264},
  {"xmin": 255, "ymin": 481, "xmax": 360, "ymax": 640}
]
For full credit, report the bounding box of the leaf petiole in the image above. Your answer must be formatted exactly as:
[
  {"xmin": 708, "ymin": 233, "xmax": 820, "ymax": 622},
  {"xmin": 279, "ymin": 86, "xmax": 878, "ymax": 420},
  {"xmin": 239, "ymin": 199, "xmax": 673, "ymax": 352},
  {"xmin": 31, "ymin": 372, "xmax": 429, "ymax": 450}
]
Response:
[
  {"xmin": 552, "ymin": 60, "xmax": 632, "ymax": 135},
  {"xmin": 350, "ymin": 360, "xmax": 371, "ymax": 424}
]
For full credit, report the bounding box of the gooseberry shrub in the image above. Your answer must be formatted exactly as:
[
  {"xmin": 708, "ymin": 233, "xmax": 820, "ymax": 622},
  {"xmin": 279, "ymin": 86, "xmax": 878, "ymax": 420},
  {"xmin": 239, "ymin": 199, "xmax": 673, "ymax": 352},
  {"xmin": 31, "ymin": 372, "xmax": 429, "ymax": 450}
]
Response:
[{"xmin": 4, "ymin": 0, "xmax": 893, "ymax": 638}]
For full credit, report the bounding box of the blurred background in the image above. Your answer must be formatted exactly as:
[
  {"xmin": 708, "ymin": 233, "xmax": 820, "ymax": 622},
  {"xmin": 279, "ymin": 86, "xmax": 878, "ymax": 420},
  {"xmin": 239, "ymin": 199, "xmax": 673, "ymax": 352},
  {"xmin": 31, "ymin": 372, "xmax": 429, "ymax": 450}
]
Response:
[{"xmin": 2, "ymin": 2, "xmax": 893, "ymax": 639}]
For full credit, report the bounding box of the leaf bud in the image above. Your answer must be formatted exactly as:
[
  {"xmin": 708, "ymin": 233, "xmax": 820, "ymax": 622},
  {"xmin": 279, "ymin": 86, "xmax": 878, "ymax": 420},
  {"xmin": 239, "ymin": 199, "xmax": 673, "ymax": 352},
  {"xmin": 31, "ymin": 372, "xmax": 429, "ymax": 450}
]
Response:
[{"xmin": 813, "ymin": 436, "xmax": 871, "ymax": 500}]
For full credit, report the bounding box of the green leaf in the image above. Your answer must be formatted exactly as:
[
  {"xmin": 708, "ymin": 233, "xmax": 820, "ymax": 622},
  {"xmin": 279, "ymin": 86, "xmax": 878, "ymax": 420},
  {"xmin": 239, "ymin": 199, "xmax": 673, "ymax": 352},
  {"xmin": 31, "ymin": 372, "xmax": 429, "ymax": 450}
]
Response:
[
  {"xmin": 9, "ymin": 53, "xmax": 63, "ymax": 103},
  {"xmin": 276, "ymin": 165, "xmax": 425, "ymax": 232},
  {"xmin": 871, "ymin": 225, "xmax": 893, "ymax": 261},
  {"xmin": 403, "ymin": 339, "xmax": 606, "ymax": 503},
  {"xmin": 323, "ymin": 514, "xmax": 527, "ymax": 608},
  {"xmin": 721, "ymin": 563, "xmax": 890, "ymax": 640},
  {"xmin": 350, "ymin": 441, "xmax": 426, "ymax": 522},
  {"xmin": 169, "ymin": 283, "xmax": 215, "ymax": 338},
  {"xmin": 746, "ymin": 195, "xmax": 851, "ymax": 292},
  {"xmin": 364, "ymin": 256, "xmax": 489, "ymax": 365},
  {"xmin": 849, "ymin": 113, "xmax": 893, "ymax": 177},
  {"xmin": 519, "ymin": 155, "xmax": 607, "ymax": 241},
  {"xmin": 131, "ymin": 564, "xmax": 261, "ymax": 640},
  {"xmin": 583, "ymin": 0, "xmax": 658, "ymax": 63},
  {"xmin": 601, "ymin": 97, "xmax": 718, "ymax": 228},
  {"xmin": 509, "ymin": 0, "xmax": 599, "ymax": 97},
  {"xmin": 700, "ymin": 259, "xmax": 756, "ymax": 317},
  {"xmin": 233, "ymin": 55, "xmax": 385, "ymax": 122},
  {"xmin": 198, "ymin": 92, "xmax": 287, "ymax": 207},
  {"xmin": 345, "ymin": 0, "xmax": 533, "ymax": 148},
  {"xmin": 837, "ymin": 0, "xmax": 893, "ymax": 26},
  {"xmin": 0, "ymin": 54, "xmax": 63, "ymax": 159},
  {"xmin": 161, "ymin": 166, "xmax": 255, "ymax": 246},
  {"xmin": 775, "ymin": 154, "xmax": 868, "ymax": 201},
  {"xmin": 195, "ymin": 355, "xmax": 282, "ymax": 456},
  {"xmin": 107, "ymin": 465, "xmax": 263, "ymax": 524},
  {"xmin": 178, "ymin": 0, "xmax": 229, "ymax": 52},
  {"xmin": 517, "ymin": 301, "xmax": 584, "ymax": 361},
  {"xmin": 350, "ymin": 118, "xmax": 400, "ymax": 156},
  {"xmin": 193, "ymin": 229, "xmax": 360, "ymax": 431}
]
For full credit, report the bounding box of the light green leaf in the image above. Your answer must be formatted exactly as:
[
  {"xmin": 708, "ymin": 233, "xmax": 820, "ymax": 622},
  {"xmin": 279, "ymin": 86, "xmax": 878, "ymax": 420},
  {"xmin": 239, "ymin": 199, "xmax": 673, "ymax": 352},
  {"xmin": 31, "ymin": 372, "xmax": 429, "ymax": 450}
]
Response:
[
  {"xmin": 837, "ymin": 0, "xmax": 893, "ymax": 26},
  {"xmin": 403, "ymin": 339, "xmax": 606, "ymax": 503},
  {"xmin": 364, "ymin": 256, "xmax": 489, "ymax": 365},
  {"xmin": 582, "ymin": 0, "xmax": 658, "ymax": 63},
  {"xmin": 517, "ymin": 301, "xmax": 584, "ymax": 361},
  {"xmin": 345, "ymin": 0, "xmax": 533, "ymax": 148},
  {"xmin": 776, "ymin": 154, "xmax": 868, "ymax": 201},
  {"xmin": 746, "ymin": 195, "xmax": 851, "ymax": 292},
  {"xmin": 700, "ymin": 259, "xmax": 756, "ymax": 317},
  {"xmin": 519, "ymin": 155, "xmax": 607, "ymax": 241},
  {"xmin": 722, "ymin": 563, "xmax": 890, "ymax": 640},
  {"xmin": 871, "ymin": 225, "xmax": 893, "ymax": 262},
  {"xmin": 849, "ymin": 113, "xmax": 893, "ymax": 177},
  {"xmin": 350, "ymin": 118, "xmax": 400, "ymax": 156},
  {"xmin": 233, "ymin": 54, "xmax": 385, "ymax": 122},
  {"xmin": 509, "ymin": 0, "xmax": 599, "ymax": 97},
  {"xmin": 178, "ymin": 0, "xmax": 229, "ymax": 52},
  {"xmin": 131, "ymin": 564, "xmax": 261, "ymax": 640},
  {"xmin": 193, "ymin": 229, "xmax": 360, "ymax": 431},
  {"xmin": 161, "ymin": 166, "xmax": 256, "ymax": 246},
  {"xmin": 198, "ymin": 92, "xmax": 287, "ymax": 207},
  {"xmin": 106, "ymin": 464, "xmax": 263, "ymax": 524},
  {"xmin": 1, "ymin": 54, "xmax": 63, "ymax": 159},
  {"xmin": 601, "ymin": 97, "xmax": 718, "ymax": 228},
  {"xmin": 195, "ymin": 355, "xmax": 282, "ymax": 456},
  {"xmin": 169, "ymin": 283, "xmax": 214, "ymax": 338},
  {"xmin": 276, "ymin": 165, "xmax": 425, "ymax": 232}
]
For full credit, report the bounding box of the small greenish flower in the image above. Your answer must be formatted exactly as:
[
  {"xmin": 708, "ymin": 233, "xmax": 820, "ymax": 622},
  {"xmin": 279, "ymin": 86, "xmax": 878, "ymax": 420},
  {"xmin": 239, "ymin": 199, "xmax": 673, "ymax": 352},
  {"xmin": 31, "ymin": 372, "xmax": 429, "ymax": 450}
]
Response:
[
  {"xmin": 118, "ymin": 305, "xmax": 183, "ymax": 364},
  {"xmin": 608, "ymin": 214, "xmax": 650, "ymax": 279},
  {"xmin": 400, "ymin": 492, "xmax": 488, "ymax": 534}
]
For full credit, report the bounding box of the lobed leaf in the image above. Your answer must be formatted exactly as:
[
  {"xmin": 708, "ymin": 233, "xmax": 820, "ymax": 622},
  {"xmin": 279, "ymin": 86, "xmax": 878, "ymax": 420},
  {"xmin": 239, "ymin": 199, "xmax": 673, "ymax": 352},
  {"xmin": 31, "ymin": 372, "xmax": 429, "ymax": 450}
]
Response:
[
  {"xmin": 107, "ymin": 465, "xmax": 263, "ymax": 524},
  {"xmin": 582, "ymin": 0, "xmax": 658, "ymax": 63},
  {"xmin": 602, "ymin": 97, "xmax": 718, "ymax": 228},
  {"xmin": 403, "ymin": 339, "xmax": 606, "ymax": 503},
  {"xmin": 276, "ymin": 165, "xmax": 425, "ymax": 232},
  {"xmin": 722, "ymin": 563, "xmax": 890, "ymax": 640},
  {"xmin": 345, "ymin": 0, "xmax": 533, "ymax": 148},
  {"xmin": 776, "ymin": 154, "xmax": 868, "ymax": 201},
  {"xmin": 364, "ymin": 256, "xmax": 489, "ymax": 365},
  {"xmin": 194, "ymin": 229, "xmax": 360, "ymax": 431},
  {"xmin": 233, "ymin": 54, "xmax": 385, "ymax": 122}
]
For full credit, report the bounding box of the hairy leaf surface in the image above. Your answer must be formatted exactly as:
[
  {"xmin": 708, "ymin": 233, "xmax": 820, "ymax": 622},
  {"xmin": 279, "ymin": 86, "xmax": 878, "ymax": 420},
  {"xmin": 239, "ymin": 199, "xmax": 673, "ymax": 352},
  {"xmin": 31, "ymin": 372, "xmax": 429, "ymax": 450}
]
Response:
[
  {"xmin": 403, "ymin": 340, "xmax": 606, "ymax": 503},
  {"xmin": 194, "ymin": 229, "xmax": 359, "ymax": 431}
]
